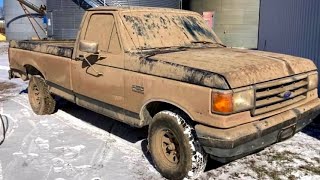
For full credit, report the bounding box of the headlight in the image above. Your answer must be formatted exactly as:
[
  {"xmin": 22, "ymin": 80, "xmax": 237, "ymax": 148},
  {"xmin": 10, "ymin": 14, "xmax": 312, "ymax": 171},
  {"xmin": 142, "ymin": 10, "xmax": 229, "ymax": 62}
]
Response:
[
  {"xmin": 212, "ymin": 88, "xmax": 254, "ymax": 114},
  {"xmin": 308, "ymin": 73, "xmax": 318, "ymax": 90}
]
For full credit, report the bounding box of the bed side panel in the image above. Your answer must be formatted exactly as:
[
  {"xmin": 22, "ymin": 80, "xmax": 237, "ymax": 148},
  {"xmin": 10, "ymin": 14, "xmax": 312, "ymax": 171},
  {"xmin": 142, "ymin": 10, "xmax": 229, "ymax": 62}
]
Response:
[{"xmin": 9, "ymin": 48, "xmax": 72, "ymax": 90}]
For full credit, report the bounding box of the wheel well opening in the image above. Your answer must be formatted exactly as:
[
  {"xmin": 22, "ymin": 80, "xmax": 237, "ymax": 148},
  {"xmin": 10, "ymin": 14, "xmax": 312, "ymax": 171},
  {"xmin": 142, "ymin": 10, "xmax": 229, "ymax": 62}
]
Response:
[
  {"xmin": 24, "ymin": 65, "xmax": 43, "ymax": 78},
  {"xmin": 142, "ymin": 101, "xmax": 193, "ymax": 125}
]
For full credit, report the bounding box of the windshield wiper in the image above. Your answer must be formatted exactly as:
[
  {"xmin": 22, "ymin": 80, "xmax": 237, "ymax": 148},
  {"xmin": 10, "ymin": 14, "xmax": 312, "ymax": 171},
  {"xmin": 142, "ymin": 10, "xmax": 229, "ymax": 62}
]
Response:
[
  {"xmin": 191, "ymin": 40, "xmax": 214, "ymax": 44},
  {"xmin": 191, "ymin": 40, "xmax": 226, "ymax": 47},
  {"xmin": 139, "ymin": 46, "xmax": 190, "ymax": 51},
  {"xmin": 140, "ymin": 46, "xmax": 191, "ymax": 58}
]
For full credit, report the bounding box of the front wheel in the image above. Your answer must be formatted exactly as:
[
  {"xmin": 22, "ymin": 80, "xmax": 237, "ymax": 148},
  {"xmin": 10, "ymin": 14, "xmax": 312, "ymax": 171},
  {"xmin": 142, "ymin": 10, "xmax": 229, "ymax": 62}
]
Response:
[{"xmin": 148, "ymin": 110, "xmax": 207, "ymax": 180}]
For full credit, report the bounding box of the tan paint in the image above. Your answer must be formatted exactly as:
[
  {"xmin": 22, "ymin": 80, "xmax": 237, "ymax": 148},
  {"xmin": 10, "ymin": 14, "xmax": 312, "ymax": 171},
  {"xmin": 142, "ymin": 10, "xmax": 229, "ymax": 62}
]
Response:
[
  {"xmin": 196, "ymin": 98, "xmax": 320, "ymax": 143},
  {"xmin": 150, "ymin": 48, "xmax": 316, "ymax": 88},
  {"xmin": 9, "ymin": 48, "xmax": 72, "ymax": 90},
  {"xmin": 9, "ymin": 40, "xmax": 74, "ymax": 58},
  {"xmin": 8, "ymin": 7, "xmax": 320, "ymax": 130},
  {"xmin": 72, "ymin": 11, "xmax": 125, "ymax": 110}
]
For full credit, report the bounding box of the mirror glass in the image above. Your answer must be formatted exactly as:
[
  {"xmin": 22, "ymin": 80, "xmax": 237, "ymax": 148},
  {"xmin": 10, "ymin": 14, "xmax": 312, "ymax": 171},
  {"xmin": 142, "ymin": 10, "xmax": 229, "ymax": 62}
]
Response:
[{"xmin": 79, "ymin": 40, "xmax": 99, "ymax": 54}]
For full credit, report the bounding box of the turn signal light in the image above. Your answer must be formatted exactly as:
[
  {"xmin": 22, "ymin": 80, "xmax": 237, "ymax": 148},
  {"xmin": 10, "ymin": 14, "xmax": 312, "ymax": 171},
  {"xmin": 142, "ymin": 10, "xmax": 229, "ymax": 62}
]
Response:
[{"xmin": 212, "ymin": 93, "xmax": 233, "ymax": 113}]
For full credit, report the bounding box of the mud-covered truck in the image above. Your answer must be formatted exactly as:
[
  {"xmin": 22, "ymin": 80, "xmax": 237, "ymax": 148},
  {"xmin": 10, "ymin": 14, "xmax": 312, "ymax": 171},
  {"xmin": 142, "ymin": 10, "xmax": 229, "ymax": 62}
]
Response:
[{"xmin": 8, "ymin": 6, "xmax": 320, "ymax": 179}]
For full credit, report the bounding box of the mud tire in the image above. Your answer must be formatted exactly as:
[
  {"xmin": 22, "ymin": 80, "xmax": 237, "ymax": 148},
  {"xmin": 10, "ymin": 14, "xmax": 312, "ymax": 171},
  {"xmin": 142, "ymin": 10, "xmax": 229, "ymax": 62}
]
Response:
[
  {"xmin": 148, "ymin": 110, "xmax": 207, "ymax": 180},
  {"xmin": 28, "ymin": 75, "xmax": 56, "ymax": 115}
]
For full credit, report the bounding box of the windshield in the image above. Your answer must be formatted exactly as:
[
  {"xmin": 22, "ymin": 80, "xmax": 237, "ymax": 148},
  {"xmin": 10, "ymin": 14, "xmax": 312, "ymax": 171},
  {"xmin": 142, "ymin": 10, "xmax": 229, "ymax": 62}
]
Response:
[{"xmin": 120, "ymin": 11, "xmax": 217, "ymax": 50}]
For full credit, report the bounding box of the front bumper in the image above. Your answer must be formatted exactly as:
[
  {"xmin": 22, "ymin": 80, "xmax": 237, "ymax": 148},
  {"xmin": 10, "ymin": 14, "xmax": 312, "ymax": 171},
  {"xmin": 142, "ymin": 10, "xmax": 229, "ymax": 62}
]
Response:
[{"xmin": 195, "ymin": 98, "xmax": 320, "ymax": 163}]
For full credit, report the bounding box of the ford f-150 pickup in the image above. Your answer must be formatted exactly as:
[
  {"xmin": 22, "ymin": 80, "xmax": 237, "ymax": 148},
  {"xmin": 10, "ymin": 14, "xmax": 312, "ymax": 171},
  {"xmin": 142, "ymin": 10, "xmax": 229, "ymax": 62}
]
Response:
[{"xmin": 8, "ymin": 6, "xmax": 320, "ymax": 180}]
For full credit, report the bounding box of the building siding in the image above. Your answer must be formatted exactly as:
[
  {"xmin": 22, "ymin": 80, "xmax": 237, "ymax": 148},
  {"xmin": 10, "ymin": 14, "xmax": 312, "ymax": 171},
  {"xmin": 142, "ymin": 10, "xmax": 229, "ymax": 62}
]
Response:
[
  {"xmin": 47, "ymin": 0, "xmax": 89, "ymax": 39},
  {"xmin": 188, "ymin": 0, "xmax": 260, "ymax": 48},
  {"xmin": 258, "ymin": 0, "xmax": 320, "ymax": 71}
]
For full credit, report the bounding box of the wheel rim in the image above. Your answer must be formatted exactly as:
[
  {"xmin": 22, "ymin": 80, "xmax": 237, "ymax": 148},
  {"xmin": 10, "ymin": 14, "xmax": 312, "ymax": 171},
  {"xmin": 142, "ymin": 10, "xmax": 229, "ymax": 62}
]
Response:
[
  {"xmin": 160, "ymin": 129, "xmax": 180, "ymax": 164},
  {"xmin": 30, "ymin": 84, "xmax": 41, "ymax": 108}
]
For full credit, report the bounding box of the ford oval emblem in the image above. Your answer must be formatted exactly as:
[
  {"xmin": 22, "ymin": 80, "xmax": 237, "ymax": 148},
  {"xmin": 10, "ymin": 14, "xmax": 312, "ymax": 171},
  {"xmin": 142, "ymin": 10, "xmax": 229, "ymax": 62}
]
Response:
[{"xmin": 283, "ymin": 91, "xmax": 292, "ymax": 99}]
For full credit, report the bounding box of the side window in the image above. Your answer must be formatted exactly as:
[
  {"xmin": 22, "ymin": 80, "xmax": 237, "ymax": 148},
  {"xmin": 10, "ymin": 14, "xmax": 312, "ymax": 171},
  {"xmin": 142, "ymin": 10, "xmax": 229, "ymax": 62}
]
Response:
[
  {"xmin": 108, "ymin": 24, "xmax": 121, "ymax": 54},
  {"xmin": 84, "ymin": 14, "xmax": 121, "ymax": 54}
]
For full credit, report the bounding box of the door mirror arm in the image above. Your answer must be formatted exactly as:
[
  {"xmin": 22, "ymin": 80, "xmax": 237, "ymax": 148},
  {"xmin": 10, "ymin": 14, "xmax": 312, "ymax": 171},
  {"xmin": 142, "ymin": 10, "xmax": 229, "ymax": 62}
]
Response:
[
  {"xmin": 83, "ymin": 56, "xmax": 103, "ymax": 76},
  {"xmin": 78, "ymin": 40, "xmax": 103, "ymax": 76}
]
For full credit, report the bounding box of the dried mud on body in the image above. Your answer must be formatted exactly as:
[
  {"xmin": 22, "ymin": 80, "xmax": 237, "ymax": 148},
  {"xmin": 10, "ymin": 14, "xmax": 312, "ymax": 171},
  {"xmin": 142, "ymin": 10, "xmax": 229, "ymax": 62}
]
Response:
[{"xmin": 0, "ymin": 42, "xmax": 319, "ymax": 179}]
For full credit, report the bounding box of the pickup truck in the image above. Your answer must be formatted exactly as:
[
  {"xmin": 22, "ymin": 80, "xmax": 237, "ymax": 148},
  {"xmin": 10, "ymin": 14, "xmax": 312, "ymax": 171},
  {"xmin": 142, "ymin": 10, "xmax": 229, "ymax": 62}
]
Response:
[{"xmin": 8, "ymin": 6, "xmax": 320, "ymax": 180}]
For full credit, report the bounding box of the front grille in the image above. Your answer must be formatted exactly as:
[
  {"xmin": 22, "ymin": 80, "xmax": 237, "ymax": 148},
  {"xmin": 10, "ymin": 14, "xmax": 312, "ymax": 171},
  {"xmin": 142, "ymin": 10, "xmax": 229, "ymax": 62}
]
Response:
[{"xmin": 252, "ymin": 75, "xmax": 308, "ymax": 116}]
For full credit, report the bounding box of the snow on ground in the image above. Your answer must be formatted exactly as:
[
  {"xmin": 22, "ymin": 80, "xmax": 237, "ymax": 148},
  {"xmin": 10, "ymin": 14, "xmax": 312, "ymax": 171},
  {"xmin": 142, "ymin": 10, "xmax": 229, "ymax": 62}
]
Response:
[{"xmin": 0, "ymin": 42, "xmax": 319, "ymax": 180}]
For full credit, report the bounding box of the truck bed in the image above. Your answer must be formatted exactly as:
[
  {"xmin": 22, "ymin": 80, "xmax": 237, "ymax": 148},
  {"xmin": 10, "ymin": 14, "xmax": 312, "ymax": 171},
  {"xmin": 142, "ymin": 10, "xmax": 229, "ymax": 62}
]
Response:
[{"xmin": 9, "ymin": 40, "xmax": 75, "ymax": 58}]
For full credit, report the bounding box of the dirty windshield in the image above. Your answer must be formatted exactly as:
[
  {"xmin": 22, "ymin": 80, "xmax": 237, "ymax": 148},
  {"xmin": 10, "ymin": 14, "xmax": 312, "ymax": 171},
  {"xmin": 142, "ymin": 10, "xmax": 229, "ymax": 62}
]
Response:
[{"xmin": 120, "ymin": 11, "xmax": 217, "ymax": 50}]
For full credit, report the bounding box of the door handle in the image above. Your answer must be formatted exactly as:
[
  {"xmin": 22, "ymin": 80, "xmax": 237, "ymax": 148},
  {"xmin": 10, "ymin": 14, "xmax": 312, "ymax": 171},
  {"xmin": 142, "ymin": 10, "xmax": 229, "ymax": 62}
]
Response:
[{"xmin": 77, "ymin": 55, "xmax": 85, "ymax": 61}]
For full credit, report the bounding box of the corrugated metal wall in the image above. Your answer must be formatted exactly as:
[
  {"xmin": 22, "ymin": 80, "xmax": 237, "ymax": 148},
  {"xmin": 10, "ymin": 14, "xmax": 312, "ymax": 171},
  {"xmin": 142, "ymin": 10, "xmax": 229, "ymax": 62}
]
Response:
[
  {"xmin": 258, "ymin": 0, "xmax": 320, "ymax": 70},
  {"xmin": 47, "ymin": 0, "xmax": 90, "ymax": 39},
  {"xmin": 48, "ymin": 0, "xmax": 181, "ymax": 40},
  {"xmin": 188, "ymin": 0, "xmax": 260, "ymax": 49}
]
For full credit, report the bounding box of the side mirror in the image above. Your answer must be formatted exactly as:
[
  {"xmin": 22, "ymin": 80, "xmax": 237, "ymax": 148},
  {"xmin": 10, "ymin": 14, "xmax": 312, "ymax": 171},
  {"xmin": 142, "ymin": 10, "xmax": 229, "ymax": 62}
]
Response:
[{"xmin": 79, "ymin": 40, "xmax": 99, "ymax": 54}]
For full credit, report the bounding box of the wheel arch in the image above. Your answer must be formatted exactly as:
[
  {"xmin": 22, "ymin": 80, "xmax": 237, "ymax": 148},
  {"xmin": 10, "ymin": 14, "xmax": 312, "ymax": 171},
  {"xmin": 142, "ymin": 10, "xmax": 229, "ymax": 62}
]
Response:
[
  {"xmin": 140, "ymin": 99, "xmax": 194, "ymax": 126},
  {"xmin": 24, "ymin": 64, "xmax": 45, "ymax": 79}
]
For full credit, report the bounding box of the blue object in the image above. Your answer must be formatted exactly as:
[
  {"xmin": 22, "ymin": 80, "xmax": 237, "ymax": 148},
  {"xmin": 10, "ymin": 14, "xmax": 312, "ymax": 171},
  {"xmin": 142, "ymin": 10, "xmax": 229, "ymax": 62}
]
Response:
[
  {"xmin": 283, "ymin": 91, "xmax": 292, "ymax": 99},
  {"xmin": 43, "ymin": 15, "xmax": 48, "ymax": 24}
]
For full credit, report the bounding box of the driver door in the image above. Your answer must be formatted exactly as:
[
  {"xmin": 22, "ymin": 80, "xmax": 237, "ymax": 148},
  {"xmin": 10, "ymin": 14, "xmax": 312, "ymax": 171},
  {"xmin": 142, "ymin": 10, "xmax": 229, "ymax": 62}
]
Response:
[{"xmin": 71, "ymin": 12, "xmax": 125, "ymax": 112}]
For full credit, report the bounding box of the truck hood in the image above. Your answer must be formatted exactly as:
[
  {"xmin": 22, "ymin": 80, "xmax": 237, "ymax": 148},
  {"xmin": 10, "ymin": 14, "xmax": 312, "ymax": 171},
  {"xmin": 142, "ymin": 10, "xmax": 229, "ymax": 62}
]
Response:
[{"xmin": 127, "ymin": 48, "xmax": 316, "ymax": 89}]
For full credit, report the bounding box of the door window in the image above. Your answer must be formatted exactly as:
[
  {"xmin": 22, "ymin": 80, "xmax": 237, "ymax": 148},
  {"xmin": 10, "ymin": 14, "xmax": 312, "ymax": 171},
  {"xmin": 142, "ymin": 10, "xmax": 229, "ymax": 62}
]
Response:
[{"xmin": 84, "ymin": 14, "xmax": 120, "ymax": 54}]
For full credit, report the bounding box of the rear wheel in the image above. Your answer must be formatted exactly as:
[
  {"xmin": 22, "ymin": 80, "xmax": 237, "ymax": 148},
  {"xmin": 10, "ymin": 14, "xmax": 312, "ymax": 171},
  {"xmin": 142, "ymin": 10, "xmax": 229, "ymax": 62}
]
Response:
[
  {"xmin": 28, "ymin": 75, "xmax": 56, "ymax": 115},
  {"xmin": 148, "ymin": 110, "xmax": 207, "ymax": 180}
]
